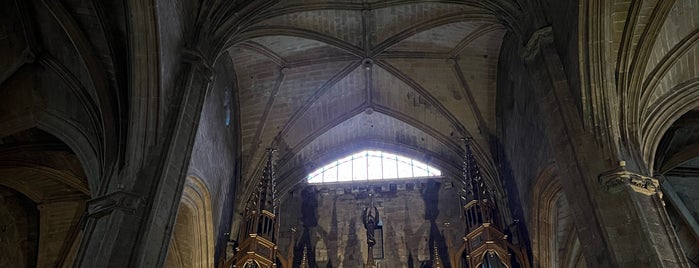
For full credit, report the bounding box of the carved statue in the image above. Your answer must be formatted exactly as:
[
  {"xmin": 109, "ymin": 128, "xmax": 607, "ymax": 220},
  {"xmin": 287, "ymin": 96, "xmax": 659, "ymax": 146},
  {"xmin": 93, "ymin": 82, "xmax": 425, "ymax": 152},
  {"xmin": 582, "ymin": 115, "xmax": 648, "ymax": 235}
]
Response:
[
  {"xmin": 362, "ymin": 192, "xmax": 380, "ymax": 268},
  {"xmin": 362, "ymin": 205, "xmax": 380, "ymax": 247}
]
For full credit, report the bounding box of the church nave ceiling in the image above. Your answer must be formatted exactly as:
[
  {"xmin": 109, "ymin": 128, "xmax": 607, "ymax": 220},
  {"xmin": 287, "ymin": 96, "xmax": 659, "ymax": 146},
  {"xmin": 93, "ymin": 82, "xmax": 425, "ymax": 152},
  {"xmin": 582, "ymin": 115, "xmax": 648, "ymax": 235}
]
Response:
[{"xmin": 225, "ymin": 0, "xmax": 513, "ymax": 193}]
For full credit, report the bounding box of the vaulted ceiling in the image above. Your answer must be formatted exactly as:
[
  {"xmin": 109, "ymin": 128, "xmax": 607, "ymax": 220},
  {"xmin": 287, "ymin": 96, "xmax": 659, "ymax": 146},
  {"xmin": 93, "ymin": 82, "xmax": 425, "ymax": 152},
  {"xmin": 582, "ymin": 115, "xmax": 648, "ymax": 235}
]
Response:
[{"xmin": 225, "ymin": 1, "xmax": 510, "ymax": 192}]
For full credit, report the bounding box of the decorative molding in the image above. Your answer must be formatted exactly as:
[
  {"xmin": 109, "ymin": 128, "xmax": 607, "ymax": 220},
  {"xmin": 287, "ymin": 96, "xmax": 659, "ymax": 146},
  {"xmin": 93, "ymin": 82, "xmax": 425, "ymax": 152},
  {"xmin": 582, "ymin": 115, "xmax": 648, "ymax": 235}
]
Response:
[
  {"xmin": 86, "ymin": 190, "xmax": 143, "ymax": 217},
  {"xmin": 598, "ymin": 161, "xmax": 659, "ymax": 195},
  {"xmin": 521, "ymin": 26, "xmax": 553, "ymax": 60}
]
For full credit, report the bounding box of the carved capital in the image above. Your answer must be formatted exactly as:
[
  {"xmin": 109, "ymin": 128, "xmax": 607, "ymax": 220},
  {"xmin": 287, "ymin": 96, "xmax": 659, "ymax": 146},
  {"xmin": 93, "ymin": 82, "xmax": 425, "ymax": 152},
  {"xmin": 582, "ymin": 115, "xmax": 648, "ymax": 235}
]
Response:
[
  {"xmin": 521, "ymin": 26, "xmax": 553, "ymax": 60},
  {"xmin": 183, "ymin": 48, "xmax": 215, "ymax": 81},
  {"xmin": 86, "ymin": 190, "xmax": 143, "ymax": 218},
  {"xmin": 599, "ymin": 161, "xmax": 659, "ymax": 195}
]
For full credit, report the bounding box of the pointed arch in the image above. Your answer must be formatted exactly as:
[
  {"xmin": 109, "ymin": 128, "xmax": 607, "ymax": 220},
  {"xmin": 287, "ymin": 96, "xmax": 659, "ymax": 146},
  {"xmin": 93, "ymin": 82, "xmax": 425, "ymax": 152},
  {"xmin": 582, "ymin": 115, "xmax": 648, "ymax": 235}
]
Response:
[
  {"xmin": 530, "ymin": 164, "xmax": 586, "ymax": 268},
  {"xmin": 165, "ymin": 176, "xmax": 215, "ymax": 268}
]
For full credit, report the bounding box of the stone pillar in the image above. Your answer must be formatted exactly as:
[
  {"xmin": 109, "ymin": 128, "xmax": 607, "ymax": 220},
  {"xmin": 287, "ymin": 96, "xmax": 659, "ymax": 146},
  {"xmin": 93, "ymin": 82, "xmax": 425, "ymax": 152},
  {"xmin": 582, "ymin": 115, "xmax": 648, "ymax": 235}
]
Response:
[
  {"xmin": 597, "ymin": 162, "xmax": 689, "ymax": 267},
  {"xmin": 74, "ymin": 191, "xmax": 144, "ymax": 268},
  {"xmin": 521, "ymin": 26, "xmax": 689, "ymax": 267},
  {"xmin": 73, "ymin": 44, "xmax": 215, "ymax": 267}
]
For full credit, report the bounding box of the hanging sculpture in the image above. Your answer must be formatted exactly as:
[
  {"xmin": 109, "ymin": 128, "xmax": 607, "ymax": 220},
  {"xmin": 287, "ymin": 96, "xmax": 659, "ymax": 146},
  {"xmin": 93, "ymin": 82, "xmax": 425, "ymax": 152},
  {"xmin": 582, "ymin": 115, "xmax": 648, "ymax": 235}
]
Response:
[{"xmin": 362, "ymin": 190, "xmax": 380, "ymax": 268}]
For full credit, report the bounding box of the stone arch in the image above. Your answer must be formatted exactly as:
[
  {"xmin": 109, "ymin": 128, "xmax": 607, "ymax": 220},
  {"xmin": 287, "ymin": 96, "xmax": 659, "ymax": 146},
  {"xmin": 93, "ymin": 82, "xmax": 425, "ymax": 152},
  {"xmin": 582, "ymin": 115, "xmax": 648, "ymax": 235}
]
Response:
[
  {"xmin": 36, "ymin": 113, "xmax": 101, "ymax": 195},
  {"xmin": 0, "ymin": 74, "xmax": 101, "ymax": 196},
  {"xmin": 652, "ymin": 108, "xmax": 699, "ymax": 265},
  {"xmin": 0, "ymin": 128, "xmax": 91, "ymax": 267},
  {"xmin": 165, "ymin": 176, "xmax": 215, "ymax": 268},
  {"xmin": 0, "ymin": 185, "xmax": 39, "ymax": 268},
  {"xmin": 643, "ymin": 82, "xmax": 699, "ymax": 173},
  {"xmin": 530, "ymin": 165, "xmax": 586, "ymax": 268}
]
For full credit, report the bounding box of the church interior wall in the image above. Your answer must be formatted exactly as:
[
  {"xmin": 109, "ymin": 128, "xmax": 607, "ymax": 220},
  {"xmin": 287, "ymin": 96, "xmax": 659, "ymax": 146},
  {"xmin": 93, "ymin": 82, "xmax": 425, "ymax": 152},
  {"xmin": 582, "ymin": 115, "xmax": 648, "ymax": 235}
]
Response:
[
  {"xmin": 276, "ymin": 179, "xmax": 463, "ymax": 268},
  {"xmin": 187, "ymin": 52, "xmax": 239, "ymax": 263},
  {"xmin": 540, "ymin": 0, "xmax": 582, "ymax": 114},
  {"xmin": 0, "ymin": 0, "xmax": 697, "ymax": 267},
  {"xmin": 156, "ymin": 0, "xmax": 200, "ymax": 120},
  {"xmin": 496, "ymin": 31, "xmax": 556, "ymax": 233}
]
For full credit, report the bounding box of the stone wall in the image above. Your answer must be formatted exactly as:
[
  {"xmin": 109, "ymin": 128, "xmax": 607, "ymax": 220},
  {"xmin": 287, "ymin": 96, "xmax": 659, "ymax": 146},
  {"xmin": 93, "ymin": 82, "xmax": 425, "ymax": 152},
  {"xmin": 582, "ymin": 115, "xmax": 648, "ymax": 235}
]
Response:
[
  {"xmin": 187, "ymin": 52, "xmax": 239, "ymax": 261},
  {"xmin": 0, "ymin": 186, "xmax": 39, "ymax": 268},
  {"xmin": 496, "ymin": 31, "xmax": 555, "ymax": 230},
  {"xmin": 277, "ymin": 179, "xmax": 465, "ymax": 267}
]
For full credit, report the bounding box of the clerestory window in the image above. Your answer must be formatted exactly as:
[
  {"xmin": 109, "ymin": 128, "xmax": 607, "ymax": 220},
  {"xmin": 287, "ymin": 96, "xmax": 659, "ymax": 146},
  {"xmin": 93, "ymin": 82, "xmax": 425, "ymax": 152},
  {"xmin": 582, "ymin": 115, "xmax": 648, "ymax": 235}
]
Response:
[{"xmin": 307, "ymin": 150, "xmax": 442, "ymax": 183}]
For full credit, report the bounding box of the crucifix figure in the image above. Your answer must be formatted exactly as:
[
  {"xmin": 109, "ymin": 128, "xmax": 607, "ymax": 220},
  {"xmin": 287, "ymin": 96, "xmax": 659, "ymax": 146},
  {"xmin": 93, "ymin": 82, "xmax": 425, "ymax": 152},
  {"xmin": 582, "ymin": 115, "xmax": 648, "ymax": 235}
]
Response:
[{"xmin": 362, "ymin": 191, "xmax": 380, "ymax": 267}]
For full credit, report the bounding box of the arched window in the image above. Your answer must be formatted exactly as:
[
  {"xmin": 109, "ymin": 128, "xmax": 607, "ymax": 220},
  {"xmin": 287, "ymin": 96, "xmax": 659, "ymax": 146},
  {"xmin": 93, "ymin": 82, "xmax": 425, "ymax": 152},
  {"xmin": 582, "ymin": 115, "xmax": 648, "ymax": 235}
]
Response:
[{"xmin": 307, "ymin": 150, "xmax": 442, "ymax": 183}]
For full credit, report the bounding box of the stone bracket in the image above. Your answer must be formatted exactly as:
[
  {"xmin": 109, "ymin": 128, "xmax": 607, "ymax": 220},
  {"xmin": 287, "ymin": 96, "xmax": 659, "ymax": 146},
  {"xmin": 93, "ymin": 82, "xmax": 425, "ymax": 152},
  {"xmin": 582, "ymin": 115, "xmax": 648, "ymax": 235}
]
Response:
[
  {"xmin": 86, "ymin": 190, "xmax": 144, "ymax": 218},
  {"xmin": 182, "ymin": 48, "xmax": 215, "ymax": 81},
  {"xmin": 598, "ymin": 161, "xmax": 659, "ymax": 195},
  {"xmin": 521, "ymin": 26, "xmax": 553, "ymax": 60}
]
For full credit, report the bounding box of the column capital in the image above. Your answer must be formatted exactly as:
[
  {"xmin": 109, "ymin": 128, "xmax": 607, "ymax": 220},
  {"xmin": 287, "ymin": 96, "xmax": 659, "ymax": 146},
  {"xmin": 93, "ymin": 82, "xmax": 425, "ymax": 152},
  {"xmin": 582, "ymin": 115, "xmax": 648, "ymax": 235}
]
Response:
[
  {"xmin": 86, "ymin": 190, "xmax": 144, "ymax": 218},
  {"xmin": 598, "ymin": 161, "xmax": 659, "ymax": 195},
  {"xmin": 182, "ymin": 48, "xmax": 215, "ymax": 81},
  {"xmin": 520, "ymin": 26, "xmax": 553, "ymax": 61}
]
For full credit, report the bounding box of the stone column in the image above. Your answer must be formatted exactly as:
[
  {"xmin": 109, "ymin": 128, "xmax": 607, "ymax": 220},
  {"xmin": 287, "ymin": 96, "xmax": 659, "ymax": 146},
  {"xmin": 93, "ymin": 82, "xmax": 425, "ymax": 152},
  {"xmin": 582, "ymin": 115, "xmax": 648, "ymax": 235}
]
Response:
[
  {"xmin": 74, "ymin": 191, "xmax": 144, "ymax": 267},
  {"xmin": 521, "ymin": 26, "xmax": 689, "ymax": 267},
  {"xmin": 73, "ymin": 45, "xmax": 215, "ymax": 267},
  {"xmin": 597, "ymin": 162, "xmax": 689, "ymax": 267}
]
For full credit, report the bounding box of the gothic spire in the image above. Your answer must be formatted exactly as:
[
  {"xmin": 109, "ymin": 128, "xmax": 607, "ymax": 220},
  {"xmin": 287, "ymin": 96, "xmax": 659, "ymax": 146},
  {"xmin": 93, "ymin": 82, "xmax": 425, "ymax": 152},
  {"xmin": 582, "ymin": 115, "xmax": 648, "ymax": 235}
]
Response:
[
  {"xmin": 432, "ymin": 242, "xmax": 443, "ymax": 268},
  {"xmin": 461, "ymin": 137, "xmax": 492, "ymax": 202},
  {"xmin": 258, "ymin": 148, "xmax": 277, "ymax": 214},
  {"xmin": 300, "ymin": 245, "xmax": 309, "ymax": 268}
]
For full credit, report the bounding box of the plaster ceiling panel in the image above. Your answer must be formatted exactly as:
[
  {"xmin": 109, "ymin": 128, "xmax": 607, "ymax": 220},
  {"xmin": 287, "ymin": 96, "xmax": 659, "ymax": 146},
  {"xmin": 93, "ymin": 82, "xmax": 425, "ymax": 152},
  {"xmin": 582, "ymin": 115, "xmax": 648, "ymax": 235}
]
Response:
[
  {"xmin": 37, "ymin": 64, "xmax": 102, "ymax": 142},
  {"xmin": 383, "ymin": 58, "xmax": 477, "ymax": 135},
  {"xmin": 649, "ymin": 44, "xmax": 699, "ymax": 108},
  {"xmin": 0, "ymin": 170, "xmax": 85, "ymax": 202},
  {"xmin": 387, "ymin": 21, "xmax": 485, "ymax": 53},
  {"xmin": 244, "ymin": 60, "xmax": 356, "ymax": 171},
  {"xmin": 371, "ymin": 65, "xmax": 457, "ymax": 140},
  {"xmin": 255, "ymin": 10, "xmax": 364, "ymax": 48},
  {"xmin": 281, "ymin": 66, "xmax": 366, "ymax": 150},
  {"xmin": 231, "ymin": 48, "xmax": 282, "ymax": 153},
  {"xmin": 262, "ymin": 60, "xmax": 357, "ymax": 136},
  {"xmin": 454, "ymin": 29, "xmax": 506, "ymax": 134},
  {"xmin": 644, "ymin": 0, "xmax": 699, "ymax": 78},
  {"xmin": 32, "ymin": 2, "xmax": 99, "ymax": 103},
  {"xmin": 248, "ymin": 36, "xmax": 356, "ymax": 64},
  {"xmin": 370, "ymin": 3, "xmax": 479, "ymax": 47}
]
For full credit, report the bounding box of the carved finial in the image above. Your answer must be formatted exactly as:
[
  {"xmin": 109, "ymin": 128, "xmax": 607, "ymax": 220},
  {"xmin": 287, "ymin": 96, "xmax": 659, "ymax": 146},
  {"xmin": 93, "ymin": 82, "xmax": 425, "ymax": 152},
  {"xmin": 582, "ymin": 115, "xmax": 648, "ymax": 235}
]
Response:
[
  {"xmin": 300, "ymin": 245, "xmax": 309, "ymax": 268},
  {"xmin": 259, "ymin": 148, "xmax": 278, "ymax": 213},
  {"xmin": 433, "ymin": 242, "xmax": 443, "ymax": 268}
]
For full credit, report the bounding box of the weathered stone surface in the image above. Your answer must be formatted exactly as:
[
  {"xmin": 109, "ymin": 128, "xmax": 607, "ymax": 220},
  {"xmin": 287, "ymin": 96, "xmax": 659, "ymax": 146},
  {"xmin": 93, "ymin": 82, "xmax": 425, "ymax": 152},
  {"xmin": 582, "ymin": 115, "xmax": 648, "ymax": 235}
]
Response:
[{"xmin": 0, "ymin": 0, "xmax": 697, "ymax": 267}]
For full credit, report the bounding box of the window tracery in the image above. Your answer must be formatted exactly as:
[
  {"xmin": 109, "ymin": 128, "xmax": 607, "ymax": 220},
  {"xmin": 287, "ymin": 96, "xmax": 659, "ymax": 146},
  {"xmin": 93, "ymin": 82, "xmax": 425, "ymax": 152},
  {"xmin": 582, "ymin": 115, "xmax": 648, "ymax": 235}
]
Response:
[{"xmin": 307, "ymin": 150, "xmax": 441, "ymax": 183}]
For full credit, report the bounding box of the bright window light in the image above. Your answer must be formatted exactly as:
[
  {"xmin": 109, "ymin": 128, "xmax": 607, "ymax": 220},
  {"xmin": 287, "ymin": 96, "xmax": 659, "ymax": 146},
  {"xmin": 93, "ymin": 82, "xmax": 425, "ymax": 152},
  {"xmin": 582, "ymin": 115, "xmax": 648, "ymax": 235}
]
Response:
[{"xmin": 307, "ymin": 150, "xmax": 442, "ymax": 183}]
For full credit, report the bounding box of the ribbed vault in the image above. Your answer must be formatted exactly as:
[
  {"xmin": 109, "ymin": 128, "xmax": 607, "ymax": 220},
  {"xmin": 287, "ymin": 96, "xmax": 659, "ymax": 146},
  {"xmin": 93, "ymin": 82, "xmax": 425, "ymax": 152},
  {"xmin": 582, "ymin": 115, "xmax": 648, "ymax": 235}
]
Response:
[{"xmin": 227, "ymin": 1, "xmax": 509, "ymax": 194}]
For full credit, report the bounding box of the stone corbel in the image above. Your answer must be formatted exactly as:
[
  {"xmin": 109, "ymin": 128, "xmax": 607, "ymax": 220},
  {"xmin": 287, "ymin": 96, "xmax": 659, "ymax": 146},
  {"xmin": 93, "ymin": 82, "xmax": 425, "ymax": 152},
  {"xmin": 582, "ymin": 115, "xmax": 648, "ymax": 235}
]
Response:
[
  {"xmin": 86, "ymin": 190, "xmax": 143, "ymax": 218},
  {"xmin": 598, "ymin": 161, "xmax": 659, "ymax": 195},
  {"xmin": 520, "ymin": 26, "xmax": 553, "ymax": 61},
  {"xmin": 182, "ymin": 48, "xmax": 215, "ymax": 82}
]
